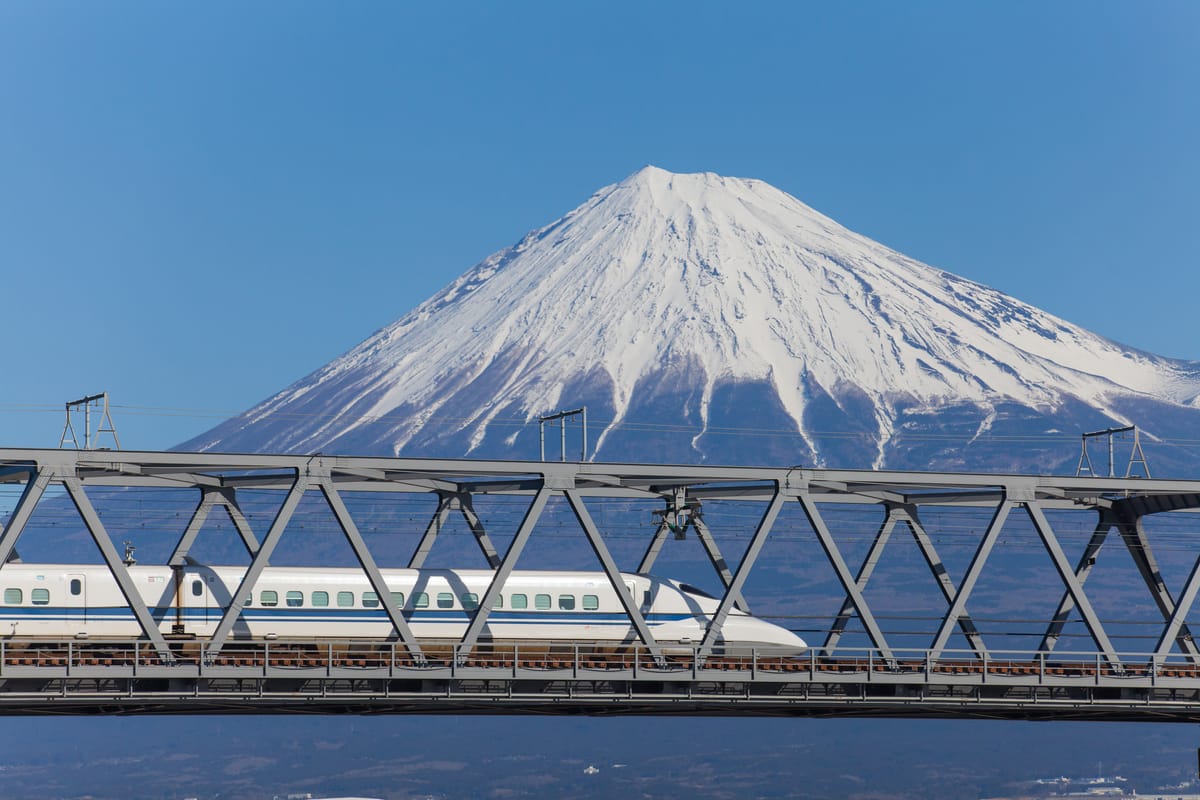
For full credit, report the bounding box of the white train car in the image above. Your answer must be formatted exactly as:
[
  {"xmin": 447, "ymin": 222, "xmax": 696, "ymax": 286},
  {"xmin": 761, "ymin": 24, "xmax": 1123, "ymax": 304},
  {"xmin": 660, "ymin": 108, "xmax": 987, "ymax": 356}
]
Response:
[{"xmin": 0, "ymin": 563, "xmax": 806, "ymax": 650}]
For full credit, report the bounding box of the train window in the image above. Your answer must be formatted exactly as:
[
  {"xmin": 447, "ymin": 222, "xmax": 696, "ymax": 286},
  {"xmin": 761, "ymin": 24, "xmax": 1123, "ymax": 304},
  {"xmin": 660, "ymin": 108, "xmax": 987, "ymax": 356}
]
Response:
[
  {"xmin": 461, "ymin": 593, "xmax": 479, "ymax": 610},
  {"xmin": 31, "ymin": 588, "xmax": 50, "ymax": 605},
  {"xmin": 244, "ymin": 596, "xmax": 252, "ymax": 606},
  {"xmin": 492, "ymin": 595, "xmax": 503, "ymax": 609},
  {"xmin": 534, "ymin": 594, "xmax": 551, "ymax": 610},
  {"xmin": 436, "ymin": 592, "xmax": 454, "ymax": 609},
  {"xmin": 510, "ymin": 593, "xmax": 527, "ymax": 609},
  {"xmin": 678, "ymin": 583, "xmax": 716, "ymax": 599},
  {"xmin": 414, "ymin": 592, "xmax": 429, "ymax": 608},
  {"xmin": 3, "ymin": 588, "xmax": 20, "ymax": 605},
  {"xmin": 192, "ymin": 580, "xmax": 204, "ymax": 597},
  {"xmin": 337, "ymin": 591, "xmax": 354, "ymax": 608},
  {"xmin": 312, "ymin": 591, "xmax": 329, "ymax": 607},
  {"xmin": 286, "ymin": 591, "xmax": 304, "ymax": 607},
  {"xmin": 70, "ymin": 579, "xmax": 82, "ymax": 596},
  {"xmin": 260, "ymin": 590, "xmax": 278, "ymax": 607},
  {"xmin": 582, "ymin": 594, "xmax": 599, "ymax": 610},
  {"xmin": 363, "ymin": 592, "xmax": 380, "ymax": 608},
  {"xmin": 558, "ymin": 594, "xmax": 575, "ymax": 610},
  {"xmin": 390, "ymin": 592, "xmax": 404, "ymax": 608}
]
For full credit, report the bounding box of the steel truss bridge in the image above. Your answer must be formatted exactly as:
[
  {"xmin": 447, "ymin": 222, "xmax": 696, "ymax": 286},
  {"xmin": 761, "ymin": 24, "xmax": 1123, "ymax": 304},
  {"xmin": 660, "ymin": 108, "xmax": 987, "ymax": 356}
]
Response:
[{"xmin": 3, "ymin": 447, "xmax": 1200, "ymax": 720}]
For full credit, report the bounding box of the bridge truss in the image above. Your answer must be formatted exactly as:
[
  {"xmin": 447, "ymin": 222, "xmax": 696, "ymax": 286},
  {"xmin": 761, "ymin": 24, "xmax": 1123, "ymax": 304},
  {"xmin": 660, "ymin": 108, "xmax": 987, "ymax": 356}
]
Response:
[{"xmin": 3, "ymin": 447, "xmax": 1200, "ymax": 719}]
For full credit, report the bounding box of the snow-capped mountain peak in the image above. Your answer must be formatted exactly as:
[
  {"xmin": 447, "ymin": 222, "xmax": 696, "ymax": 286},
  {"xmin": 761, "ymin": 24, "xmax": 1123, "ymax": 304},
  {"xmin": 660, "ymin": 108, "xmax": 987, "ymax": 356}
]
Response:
[{"xmin": 185, "ymin": 166, "xmax": 1200, "ymax": 472}]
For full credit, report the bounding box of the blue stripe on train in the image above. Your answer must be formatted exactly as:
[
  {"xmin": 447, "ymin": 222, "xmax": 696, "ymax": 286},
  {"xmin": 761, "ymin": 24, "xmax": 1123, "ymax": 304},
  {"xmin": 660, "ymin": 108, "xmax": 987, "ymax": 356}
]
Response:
[{"xmin": 0, "ymin": 607, "xmax": 695, "ymax": 624}]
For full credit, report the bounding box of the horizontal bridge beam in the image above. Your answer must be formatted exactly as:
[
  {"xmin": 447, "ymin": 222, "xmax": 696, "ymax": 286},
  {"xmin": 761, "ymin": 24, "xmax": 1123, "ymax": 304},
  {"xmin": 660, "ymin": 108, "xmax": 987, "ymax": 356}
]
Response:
[{"xmin": 3, "ymin": 448, "xmax": 1199, "ymax": 509}]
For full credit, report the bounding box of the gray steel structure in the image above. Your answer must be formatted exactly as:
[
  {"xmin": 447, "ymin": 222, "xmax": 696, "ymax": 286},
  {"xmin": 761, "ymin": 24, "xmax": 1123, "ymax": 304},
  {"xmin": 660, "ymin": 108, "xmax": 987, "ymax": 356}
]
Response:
[{"xmin": 3, "ymin": 447, "xmax": 1200, "ymax": 719}]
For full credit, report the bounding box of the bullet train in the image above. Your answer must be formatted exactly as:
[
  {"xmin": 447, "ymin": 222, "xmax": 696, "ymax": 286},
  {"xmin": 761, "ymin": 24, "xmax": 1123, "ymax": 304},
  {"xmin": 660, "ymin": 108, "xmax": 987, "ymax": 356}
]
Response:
[{"xmin": 0, "ymin": 563, "xmax": 806, "ymax": 651}]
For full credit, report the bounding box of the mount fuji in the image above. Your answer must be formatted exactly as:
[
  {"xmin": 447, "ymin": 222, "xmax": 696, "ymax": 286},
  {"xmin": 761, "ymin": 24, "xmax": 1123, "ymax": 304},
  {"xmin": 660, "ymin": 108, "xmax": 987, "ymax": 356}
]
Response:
[{"xmin": 183, "ymin": 166, "xmax": 1200, "ymax": 475}]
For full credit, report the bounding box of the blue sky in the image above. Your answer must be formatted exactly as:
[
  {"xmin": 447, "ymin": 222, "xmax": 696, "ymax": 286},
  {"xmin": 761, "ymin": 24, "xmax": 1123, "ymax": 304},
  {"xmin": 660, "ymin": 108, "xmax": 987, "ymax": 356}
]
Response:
[{"xmin": 1, "ymin": 1, "xmax": 1197, "ymax": 451}]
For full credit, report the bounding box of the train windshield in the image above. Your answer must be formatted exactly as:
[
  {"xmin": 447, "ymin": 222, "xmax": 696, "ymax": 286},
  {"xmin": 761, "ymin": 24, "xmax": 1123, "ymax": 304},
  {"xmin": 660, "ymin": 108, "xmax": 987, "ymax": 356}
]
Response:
[{"xmin": 678, "ymin": 583, "xmax": 716, "ymax": 599}]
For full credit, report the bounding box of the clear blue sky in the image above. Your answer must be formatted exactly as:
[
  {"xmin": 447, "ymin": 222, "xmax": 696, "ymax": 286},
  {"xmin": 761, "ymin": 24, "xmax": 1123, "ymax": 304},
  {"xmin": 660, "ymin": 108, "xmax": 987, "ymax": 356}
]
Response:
[{"xmin": 2, "ymin": 1, "xmax": 1197, "ymax": 451}]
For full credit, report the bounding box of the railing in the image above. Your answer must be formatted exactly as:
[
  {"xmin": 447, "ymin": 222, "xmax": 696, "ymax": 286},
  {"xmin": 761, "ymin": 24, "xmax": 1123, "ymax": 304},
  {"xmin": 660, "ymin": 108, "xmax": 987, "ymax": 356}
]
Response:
[{"xmin": 3, "ymin": 638, "xmax": 1199, "ymax": 682}]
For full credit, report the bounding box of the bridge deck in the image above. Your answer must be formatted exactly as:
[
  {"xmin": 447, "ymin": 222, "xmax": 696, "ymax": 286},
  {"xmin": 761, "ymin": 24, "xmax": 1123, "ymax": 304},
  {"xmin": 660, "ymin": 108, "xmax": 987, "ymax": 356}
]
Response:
[{"xmin": 3, "ymin": 639, "xmax": 1200, "ymax": 721}]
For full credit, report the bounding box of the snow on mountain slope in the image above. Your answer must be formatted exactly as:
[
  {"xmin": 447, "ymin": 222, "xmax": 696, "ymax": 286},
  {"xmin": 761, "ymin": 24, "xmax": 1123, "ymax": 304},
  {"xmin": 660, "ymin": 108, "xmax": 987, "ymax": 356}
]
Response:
[{"xmin": 183, "ymin": 166, "xmax": 1200, "ymax": 471}]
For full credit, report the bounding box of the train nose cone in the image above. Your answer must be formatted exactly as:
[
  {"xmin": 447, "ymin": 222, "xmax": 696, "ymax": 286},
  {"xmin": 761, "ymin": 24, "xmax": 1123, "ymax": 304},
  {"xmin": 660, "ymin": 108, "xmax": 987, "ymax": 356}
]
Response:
[{"xmin": 735, "ymin": 617, "xmax": 807, "ymax": 650}]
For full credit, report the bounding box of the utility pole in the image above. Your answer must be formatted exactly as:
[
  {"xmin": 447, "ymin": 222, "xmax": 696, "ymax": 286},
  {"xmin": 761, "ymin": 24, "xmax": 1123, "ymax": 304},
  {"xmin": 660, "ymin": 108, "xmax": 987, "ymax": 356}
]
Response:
[
  {"xmin": 538, "ymin": 407, "xmax": 588, "ymax": 462},
  {"xmin": 59, "ymin": 392, "xmax": 121, "ymax": 450},
  {"xmin": 1076, "ymin": 425, "xmax": 1149, "ymax": 478}
]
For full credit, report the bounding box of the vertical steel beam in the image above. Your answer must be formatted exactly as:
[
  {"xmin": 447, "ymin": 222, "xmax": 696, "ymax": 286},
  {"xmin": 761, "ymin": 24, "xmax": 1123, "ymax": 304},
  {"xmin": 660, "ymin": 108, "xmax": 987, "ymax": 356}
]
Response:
[
  {"xmin": 1025, "ymin": 502, "xmax": 1122, "ymax": 668},
  {"xmin": 0, "ymin": 467, "xmax": 50, "ymax": 568},
  {"xmin": 407, "ymin": 494, "xmax": 454, "ymax": 569},
  {"xmin": 318, "ymin": 478, "xmax": 423, "ymax": 660},
  {"xmin": 697, "ymin": 489, "xmax": 785, "ymax": 658},
  {"xmin": 691, "ymin": 515, "xmax": 749, "ymax": 612},
  {"xmin": 822, "ymin": 506, "xmax": 899, "ymax": 653},
  {"xmin": 407, "ymin": 493, "xmax": 500, "ymax": 569},
  {"xmin": 639, "ymin": 491, "xmax": 688, "ymax": 575},
  {"xmin": 62, "ymin": 477, "xmax": 175, "ymax": 659},
  {"xmin": 905, "ymin": 506, "xmax": 987, "ymax": 657},
  {"xmin": 564, "ymin": 489, "xmax": 663, "ymax": 661},
  {"xmin": 1037, "ymin": 510, "xmax": 1114, "ymax": 653},
  {"xmin": 458, "ymin": 487, "xmax": 551, "ymax": 652},
  {"xmin": 823, "ymin": 505, "xmax": 986, "ymax": 657},
  {"xmin": 220, "ymin": 488, "xmax": 262, "ymax": 559},
  {"xmin": 207, "ymin": 472, "xmax": 310, "ymax": 655},
  {"xmin": 637, "ymin": 517, "xmax": 673, "ymax": 574},
  {"xmin": 929, "ymin": 499, "xmax": 1013, "ymax": 660},
  {"xmin": 170, "ymin": 488, "xmax": 261, "ymax": 567},
  {"xmin": 1154, "ymin": 552, "xmax": 1200, "ymax": 659},
  {"xmin": 458, "ymin": 494, "xmax": 501, "ymax": 568},
  {"xmin": 168, "ymin": 489, "xmax": 221, "ymax": 567},
  {"xmin": 799, "ymin": 492, "xmax": 894, "ymax": 662},
  {"xmin": 1115, "ymin": 511, "xmax": 1200, "ymax": 661}
]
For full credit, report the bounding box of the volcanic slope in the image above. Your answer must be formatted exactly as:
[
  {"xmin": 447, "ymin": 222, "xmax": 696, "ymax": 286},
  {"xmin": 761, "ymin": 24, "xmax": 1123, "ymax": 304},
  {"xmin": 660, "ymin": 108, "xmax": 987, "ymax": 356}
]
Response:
[{"xmin": 183, "ymin": 166, "xmax": 1200, "ymax": 473}]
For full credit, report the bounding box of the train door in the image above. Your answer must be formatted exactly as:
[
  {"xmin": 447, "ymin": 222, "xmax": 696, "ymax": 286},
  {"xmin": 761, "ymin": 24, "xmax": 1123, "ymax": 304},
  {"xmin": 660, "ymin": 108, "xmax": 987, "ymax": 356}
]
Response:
[
  {"xmin": 185, "ymin": 573, "xmax": 209, "ymax": 627},
  {"xmin": 66, "ymin": 573, "xmax": 86, "ymax": 625},
  {"xmin": 624, "ymin": 582, "xmax": 642, "ymax": 613},
  {"xmin": 169, "ymin": 571, "xmax": 210, "ymax": 634}
]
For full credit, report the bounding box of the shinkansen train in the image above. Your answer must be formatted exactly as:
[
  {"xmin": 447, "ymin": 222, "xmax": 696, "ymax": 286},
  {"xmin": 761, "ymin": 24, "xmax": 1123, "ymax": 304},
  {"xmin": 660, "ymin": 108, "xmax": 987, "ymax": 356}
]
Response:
[{"xmin": 0, "ymin": 563, "xmax": 806, "ymax": 650}]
